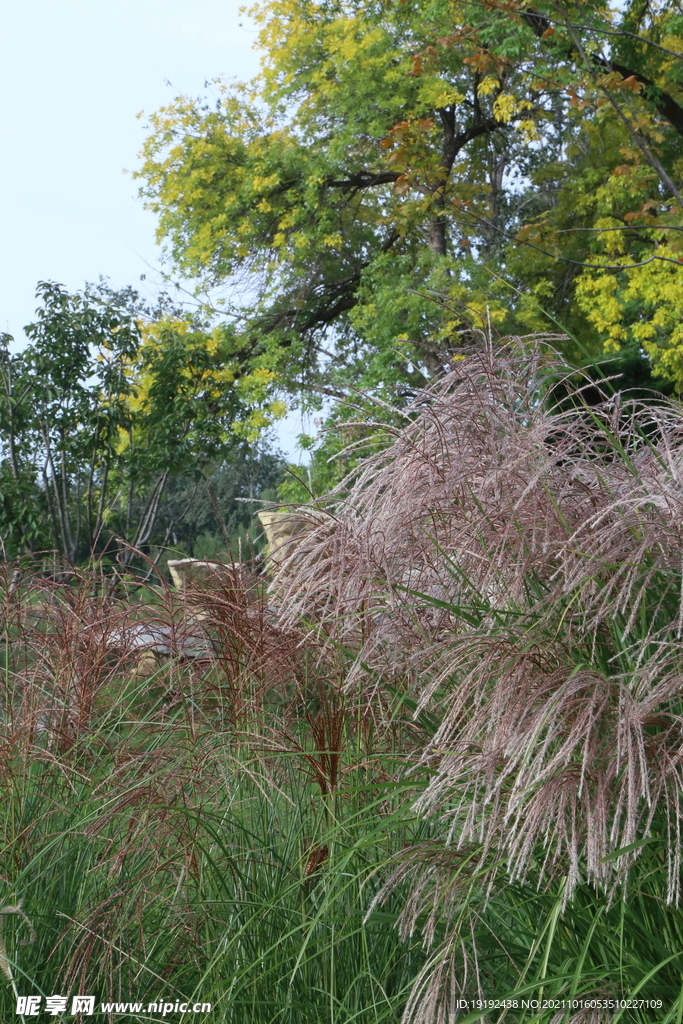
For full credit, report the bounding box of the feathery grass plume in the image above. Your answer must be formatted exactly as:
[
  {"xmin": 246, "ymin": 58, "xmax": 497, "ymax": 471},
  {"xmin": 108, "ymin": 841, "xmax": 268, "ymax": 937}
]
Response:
[
  {"xmin": 266, "ymin": 334, "xmax": 683, "ymax": 1010},
  {"xmin": 0, "ymin": 899, "xmax": 36, "ymax": 1023}
]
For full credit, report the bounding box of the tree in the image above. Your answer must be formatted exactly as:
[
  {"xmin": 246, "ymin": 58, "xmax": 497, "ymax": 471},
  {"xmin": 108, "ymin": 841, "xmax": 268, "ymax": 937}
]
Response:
[
  {"xmin": 0, "ymin": 335, "xmax": 47, "ymax": 556},
  {"xmin": 136, "ymin": 0, "xmax": 683, "ymax": 396},
  {"xmin": 151, "ymin": 447, "xmax": 287, "ymax": 559},
  {"xmin": 0, "ymin": 281, "xmax": 285, "ymax": 563},
  {"xmin": 14, "ymin": 281, "xmax": 143, "ymax": 562}
]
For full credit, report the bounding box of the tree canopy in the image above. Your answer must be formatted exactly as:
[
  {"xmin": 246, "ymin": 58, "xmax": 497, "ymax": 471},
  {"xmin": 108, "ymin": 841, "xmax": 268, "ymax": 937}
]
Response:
[{"xmin": 136, "ymin": 0, "xmax": 683, "ymax": 401}]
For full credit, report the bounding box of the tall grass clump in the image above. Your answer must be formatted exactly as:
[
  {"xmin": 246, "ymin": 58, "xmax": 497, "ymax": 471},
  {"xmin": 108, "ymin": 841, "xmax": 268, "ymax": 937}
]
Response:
[
  {"xmin": 0, "ymin": 560, "xmax": 432, "ymax": 1022},
  {"xmin": 267, "ymin": 336, "xmax": 683, "ymax": 1021}
]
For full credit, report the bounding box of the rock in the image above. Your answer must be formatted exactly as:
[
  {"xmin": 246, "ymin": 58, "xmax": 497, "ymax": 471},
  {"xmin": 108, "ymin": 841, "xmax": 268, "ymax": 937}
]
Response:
[
  {"xmin": 107, "ymin": 622, "xmax": 216, "ymax": 662},
  {"xmin": 257, "ymin": 508, "xmax": 327, "ymax": 567},
  {"xmin": 167, "ymin": 558, "xmax": 241, "ymax": 592}
]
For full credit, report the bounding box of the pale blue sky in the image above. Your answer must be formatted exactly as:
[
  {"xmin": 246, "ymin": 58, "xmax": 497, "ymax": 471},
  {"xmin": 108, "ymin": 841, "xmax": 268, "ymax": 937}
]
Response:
[
  {"xmin": 1, "ymin": 0, "xmax": 259, "ymax": 344},
  {"xmin": 1, "ymin": 0, "xmax": 314, "ymax": 454}
]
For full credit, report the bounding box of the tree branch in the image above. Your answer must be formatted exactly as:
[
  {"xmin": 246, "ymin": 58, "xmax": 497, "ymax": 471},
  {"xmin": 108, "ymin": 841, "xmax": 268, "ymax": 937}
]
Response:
[
  {"xmin": 520, "ymin": 8, "xmax": 683, "ymax": 137},
  {"xmin": 324, "ymin": 171, "xmax": 402, "ymax": 190},
  {"xmin": 254, "ymin": 231, "xmax": 401, "ymax": 340}
]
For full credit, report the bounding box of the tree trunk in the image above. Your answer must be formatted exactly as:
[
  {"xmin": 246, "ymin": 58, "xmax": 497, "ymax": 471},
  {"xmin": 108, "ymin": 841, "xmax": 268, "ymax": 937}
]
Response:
[{"xmin": 428, "ymin": 217, "xmax": 448, "ymax": 257}]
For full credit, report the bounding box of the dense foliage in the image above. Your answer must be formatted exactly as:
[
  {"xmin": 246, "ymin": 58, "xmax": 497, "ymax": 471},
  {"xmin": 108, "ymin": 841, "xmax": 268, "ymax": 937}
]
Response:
[
  {"xmin": 0, "ymin": 282, "xmax": 286, "ymax": 563},
  {"xmin": 137, "ymin": 0, "xmax": 683, "ymax": 405}
]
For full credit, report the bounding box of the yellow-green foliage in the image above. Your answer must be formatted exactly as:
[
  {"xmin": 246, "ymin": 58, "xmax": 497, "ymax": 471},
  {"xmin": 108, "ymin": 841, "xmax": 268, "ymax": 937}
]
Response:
[
  {"xmin": 127, "ymin": 319, "xmax": 286, "ymax": 443},
  {"xmin": 136, "ymin": 0, "xmax": 683, "ymax": 396},
  {"xmin": 574, "ymin": 187, "xmax": 683, "ymax": 383}
]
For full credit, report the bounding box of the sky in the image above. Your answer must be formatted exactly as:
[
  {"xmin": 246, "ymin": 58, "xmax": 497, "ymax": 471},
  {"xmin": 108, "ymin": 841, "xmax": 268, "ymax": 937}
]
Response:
[
  {"xmin": 0, "ymin": 0, "xmax": 311, "ymax": 455},
  {"xmin": 1, "ymin": 0, "xmax": 262, "ymax": 340}
]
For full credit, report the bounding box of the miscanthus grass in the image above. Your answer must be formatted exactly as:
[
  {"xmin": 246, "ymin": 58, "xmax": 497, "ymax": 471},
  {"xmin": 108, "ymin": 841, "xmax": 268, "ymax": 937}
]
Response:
[
  {"xmin": 2, "ymin": 336, "xmax": 683, "ymax": 1023},
  {"xmin": 268, "ymin": 336, "xmax": 683, "ymax": 1023},
  {"xmin": 0, "ymin": 563, "xmax": 430, "ymax": 1023}
]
